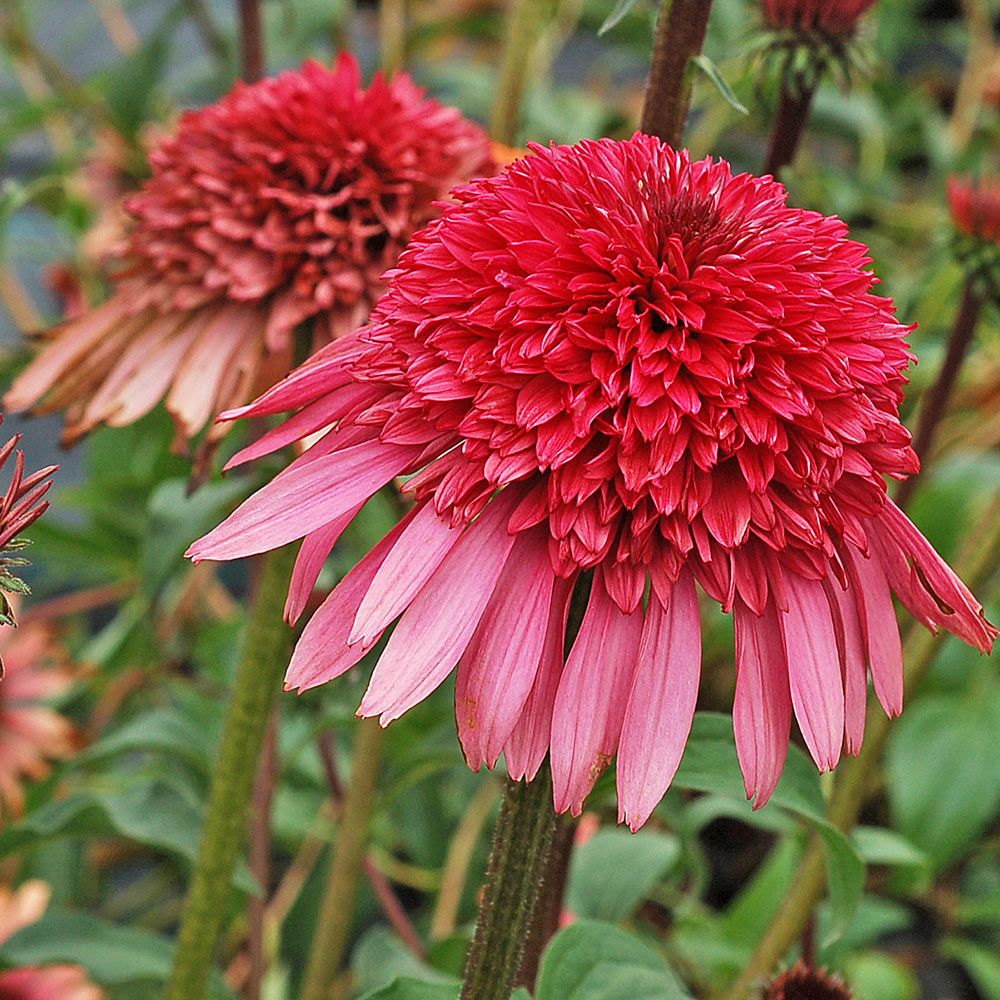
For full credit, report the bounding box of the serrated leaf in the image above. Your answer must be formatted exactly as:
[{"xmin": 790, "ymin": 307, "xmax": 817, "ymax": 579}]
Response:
[{"xmin": 690, "ymin": 55, "xmax": 748, "ymax": 115}]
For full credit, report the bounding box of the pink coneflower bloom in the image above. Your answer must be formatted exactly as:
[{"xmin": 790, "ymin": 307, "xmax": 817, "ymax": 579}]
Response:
[
  {"xmin": 948, "ymin": 176, "xmax": 1000, "ymax": 247},
  {"xmin": 0, "ymin": 881, "xmax": 103, "ymax": 1000},
  {"xmin": 0, "ymin": 607, "xmax": 77, "ymax": 816},
  {"xmin": 763, "ymin": 0, "xmax": 877, "ymax": 35},
  {"xmin": 5, "ymin": 55, "xmax": 494, "ymax": 468},
  {"xmin": 189, "ymin": 135, "xmax": 996, "ymax": 830}
]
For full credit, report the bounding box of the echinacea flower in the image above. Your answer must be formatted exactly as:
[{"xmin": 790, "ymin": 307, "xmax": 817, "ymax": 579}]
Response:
[
  {"xmin": 948, "ymin": 176, "xmax": 1000, "ymax": 298},
  {"xmin": 763, "ymin": 961, "xmax": 852, "ymax": 1000},
  {"xmin": 0, "ymin": 421, "xmax": 55, "ymax": 628},
  {"xmin": 0, "ymin": 881, "xmax": 103, "ymax": 1000},
  {"xmin": 189, "ymin": 135, "xmax": 996, "ymax": 830},
  {"xmin": 762, "ymin": 0, "xmax": 877, "ymax": 35},
  {"xmin": 5, "ymin": 55, "xmax": 494, "ymax": 469},
  {"xmin": 0, "ymin": 606, "xmax": 77, "ymax": 816}
]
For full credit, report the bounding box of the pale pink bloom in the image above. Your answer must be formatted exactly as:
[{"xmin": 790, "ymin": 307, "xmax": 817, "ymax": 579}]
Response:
[
  {"xmin": 5, "ymin": 55, "xmax": 494, "ymax": 472},
  {"xmin": 0, "ymin": 881, "xmax": 103, "ymax": 1000},
  {"xmin": 190, "ymin": 136, "xmax": 996, "ymax": 829}
]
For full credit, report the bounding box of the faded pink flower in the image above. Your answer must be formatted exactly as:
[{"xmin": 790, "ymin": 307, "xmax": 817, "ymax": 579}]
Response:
[
  {"xmin": 0, "ymin": 607, "xmax": 77, "ymax": 816},
  {"xmin": 763, "ymin": 0, "xmax": 877, "ymax": 35},
  {"xmin": 5, "ymin": 55, "xmax": 494, "ymax": 469},
  {"xmin": 189, "ymin": 135, "xmax": 995, "ymax": 829},
  {"xmin": 0, "ymin": 881, "xmax": 103, "ymax": 1000}
]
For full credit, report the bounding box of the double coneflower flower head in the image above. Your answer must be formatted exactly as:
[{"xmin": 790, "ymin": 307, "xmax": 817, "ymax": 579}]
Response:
[
  {"xmin": 191, "ymin": 134, "xmax": 996, "ymax": 830},
  {"xmin": 5, "ymin": 55, "xmax": 494, "ymax": 469}
]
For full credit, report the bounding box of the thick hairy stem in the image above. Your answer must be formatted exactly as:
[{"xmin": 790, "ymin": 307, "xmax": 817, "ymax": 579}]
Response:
[
  {"xmin": 762, "ymin": 81, "xmax": 816, "ymax": 177},
  {"xmin": 237, "ymin": 0, "xmax": 264, "ymax": 82},
  {"xmin": 246, "ymin": 713, "xmax": 278, "ymax": 1000},
  {"xmin": 300, "ymin": 718, "xmax": 385, "ymax": 1000},
  {"xmin": 640, "ymin": 0, "xmax": 714, "ymax": 146},
  {"xmin": 459, "ymin": 766, "xmax": 559, "ymax": 1000},
  {"xmin": 163, "ymin": 545, "xmax": 296, "ymax": 1000},
  {"xmin": 896, "ymin": 280, "xmax": 982, "ymax": 510},
  {"xmin": 720, "ymin": 489, "xmax": 1000, "ymax": 1000}
]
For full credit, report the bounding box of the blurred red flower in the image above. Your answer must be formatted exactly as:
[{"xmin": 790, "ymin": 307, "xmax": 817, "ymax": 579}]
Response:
[
  {"xmin": 948, "ymin": 175, "xmax": 1000, "ymax": 246},
  {"xmin": 762, "ymin": 0, "xmax": 878, "ymax": 35}
]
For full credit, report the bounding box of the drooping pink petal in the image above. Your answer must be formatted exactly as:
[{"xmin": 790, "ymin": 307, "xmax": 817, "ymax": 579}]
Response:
[
  {"xmin": 350, "ymin": 501, "xmax": 464, "ymax": 645},
  {"xmin": 779, "ymin": 573, "xmax": 845, "ymax": 773},
  {"xmin": 844, "ymin": 544, "xmax": 903, "ymax": 718},
  {"xmin": 733, "ymin": 597, "xmax": 791, "ymax": 807},
  {"xmin": 617, "ymin": 569, "xmax": 701, "ymax": 831},
  {"xmin": 455, "ymin": 527, "xmax": 556, "ymax": 770},
  {"xmin": 827, "ymin": 578, "xmax": 868, "ymax": 756},
  {"xmin": 550, "ymin": 568, "xmax": 644, "ymax": 815},
  {"xmin": 503, "ymin": 576, "xmax": 574, "ymax": 782},
  {"xmin": 358, "ymin": 490, "xmax": 522, "ymax": 724},
  {"xmin": 284, "ymin": 501, "xmax": 364, "ymax": 625},
  {"xmin": 186, "ymin": 438, "xmax": 419, "ymax": 562},
  {"xmin": 285, "ymin": 509, "xmax": 416, "ymax": 692}
]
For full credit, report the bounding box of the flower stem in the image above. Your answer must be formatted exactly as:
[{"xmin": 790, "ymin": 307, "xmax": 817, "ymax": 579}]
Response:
[
  {"xmin": 237, "ymin": 0, "xmax": 264, "ymax": 82},
  {"xmin": 896, "ymin": 279, "xmax": 982, "ymax": 510},
  {"xmin": 162, "ymin": 544, "xmax": 295, "ymax": 1000},
  {"xmin": 300, "ymin": 718, "xmax": 386, "ymax": 1000},
  {"xmin": 459, "ymin": 765, "xmax": 559, "ymax": 1000},
  {"xmin": 719, "ymin": 487, "xmax": 1000, "ymax": 1000},
  {"xmin": 762, "ymin": 80, "xmax": 816, "ymax": 177},
  {"xmin": 490, "ymin": 0, "xmax": 549, "ymax": 146},
  {"xmin": 640, "ymin": 0, "xmax": 714, "ymax": 147}
]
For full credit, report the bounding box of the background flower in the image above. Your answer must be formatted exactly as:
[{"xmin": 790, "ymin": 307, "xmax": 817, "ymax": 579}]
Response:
[{"xmin": 5, "ymin": 55, "xmax": 494, "ymax": 468}]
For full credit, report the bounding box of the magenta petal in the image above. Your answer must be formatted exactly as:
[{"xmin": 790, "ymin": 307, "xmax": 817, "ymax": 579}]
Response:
[
  {"xmin": 733, "ymin": 597, "xmax": 790, "ymax": 808},
  {"xmin": 285, "ymin": 510, "xmax": 416, "ymax": 692},
  {"xmin": 284, "ymin": 502, "xmax": 364, "ymax": 625},
  {"xmin": 503, "ymin": 576, "xmax": 574, "ymax": 782},
  {"xmin": 550, "ymin": 568, "xmax": 644, "ymax": 816},
  {"xmin": 187, "ymin": 438, "xmax": 418, "ymax": 562},
  {"xmin": 350, "ymin": 501, "xmax": 464, "ymax": 645},
  {"xmin": 780, "ymin": 574, "xmax": 844, "ymax": 773},
  {"xmin": 845, "ymin": 545, "xmax": 903, "ymax": 718},
  {"xmin": 358, "ymin": 491, "xmax": 522, "ymax": 724},
  {"xmin": 455, "ymin": 527, "xmax": 555, "ymax": 771},
  {"xmin": 616, "ymin": 569, "xmax": 701, "ymax": 831}
]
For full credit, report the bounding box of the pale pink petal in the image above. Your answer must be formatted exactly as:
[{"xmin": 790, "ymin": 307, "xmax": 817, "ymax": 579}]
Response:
[
  {"xmin": 358, "ymin": 490, "xmax": 522, "ymax": 724},
  {"xmin": 284, "ymin": 501, "xmax": 364, "ymax": 625},
  {"xmin": 166, "ymin": 304, "xmax": 261, "ymax": 436},
  {"xmin": 616, "ymin": 569, "xmax": 701, "ymax": 831},
  {"xmin": 733, "ymin": 597, "xmax": 791, "ymax": 807},
  {"xmin": 187, "ymin": 438, "xmax": 419, "ymax": 562},
  {"xmin": 844, "ymin": 545, "xmax": 903, "ymax": 718},
  {"xmin": 779, "ymin": 574, "xmax": 845, "ymax": 773},
  {"xmin": 350, "ymin": 501, "xmax": 464, "ymax": 645},
  {"xmin": 550, "ymin": 568, "xmax": 644, "ymax": 816},
  {"xmin": 285, "ymin": 509, "xmax": 416, "ymax": 692},
  {"xmin": 4, "ymin": 295, "xmax": 131, "ymax": 411},
  {"xmin": 225, "ymin": 382, "xmax": 382, "ymax": 469},
  {"xmin": 455, "ymin": 526, "xmax": 555, "ymax": 770},
  {"xmin": 827, "ymin": 578, "xmax": 867, "ymax": 756},
  {"xmin": 503, "ymin": 576, "xmax": 574, "ymax": 782}
]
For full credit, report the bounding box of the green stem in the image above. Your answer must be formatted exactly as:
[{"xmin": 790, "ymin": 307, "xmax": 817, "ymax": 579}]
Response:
[
  {"xmin": 300, "ymin": 718, "xmax": 386, "ymax": 1000},
  {"xmin": 719, "ymin": 488, "xmax": 1000, "ymax": 1000},
  {"xmin": 459, "ymin": 765, "xmax": 559, "ymax": 1000},
  {"xmin": 490, "ymin": 0, "xmax": 550, "ymax": 146},
  {"xmin": 162, "ymin": 545, "xmax": 296, "ymax": 1000},
  {"xmin": 640, "ymin": 0, "xmax": 714, "ymax": 147}
]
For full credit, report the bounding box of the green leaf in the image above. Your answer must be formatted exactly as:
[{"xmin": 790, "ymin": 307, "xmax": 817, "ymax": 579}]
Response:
[
  {"xmin": 0, "ymin": 780, "xmax": 257, "ymax": 894},
  {"xmin": 814, "ymin": 824, "xmax": 865, "ymax": 945},
  {"xmin": 840, "ymin": 951, "xmax": 918, "ymax": 1000},
  {"xmin": 352, "ymin": 928, "xmax": 455, "ymax": 997},
  {"xmin": 851, "ymin": 827, "xmax": 926, "ymax": 869},
  {"xmin": 690, "ymin": 55, "xmax": 749, "ymax": 115},
  {"xmin": 0, "ymin": 911, "xmax": 234, "ymax": 998},
  {"xmin": 80, "ymin": 708, "xmax": 217, "ymax": 771},
  {"xmin": 940, "ymin": 938, "xmax": 1000, "ymax": 1000},
  {"xmin": 536, "ymin": 921, "xmax": 691, "ymax": 1000},
  {"xmin": 887, "ymin": 688, "xmax": 1000, "ymax": 870},
  {"xmin": 566, "ymin": 828, "xmax": 680, "ymax": 921},
  {"xmin": 598, "ymin": 0, "xmax": 642, "ymax": 35},
  {"xmin": 357, "ymin": 978, "xmax": 459, "ymax": 1000}
]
